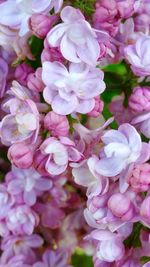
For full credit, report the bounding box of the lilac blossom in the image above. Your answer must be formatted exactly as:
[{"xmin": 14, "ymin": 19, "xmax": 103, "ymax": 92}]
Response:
[
  {"xmin": 44, "ymin": 111, "xmax": 69, "ymax": 137},
  {"xmin": 1, "ymin": 234, "xmax": 43, "ymax": 264},
  {"xmin": 86, "ymin": 230, "xmax": 125, "ymax": 262},
  {"xmin": 47, "ymin": 6, "xmax": 100, "ymax": 65},
  {"xmin": 124, "ymin": 35, "xmax": 150, "ymax": 76},
  {"xmin": 33, "ymin": 249, "xmax": 72, "ymax": 267},
  {"xmin": 42, "ymin": 61, "xmax": 105, "ymax": 115},
  {"xmin": 0, "ymin": 255, "xmax": 32, "ymax": 267},
  {"xmin": 0, "ymin": 184, "xmax": 14, "ymax": 219},
  {"xmin": 129, "ymin": 86, "xmax": 150, "ymax": 112},
  {"xmin": 40, "ymin": 137, "xmax": 83, "ymax": 175},
  {"xmin": 6, "ymin": 205, "xmax": 39, "ymax": 235},
  {"xmin": 7, "ymin": 166, "xmax": 52, "ymax": 206},
  {"xmin": 0, "ymin": 57, "xmax": 8, "ymax": 98},
  {"xmin": 35, "ymin": 201, "xmax": 65, "ymax": 229},
  {"xmin": 0, "ymin": 0, "xmax": 63, "ymax": 36},
  {"xmin": 92, "ymin": 123, "xmax": 150, "ymax": 177},
  {"xmin": 0, "ymin": 82, "xmax": 39, "ymax": 145},
  {"xmin": 131, "ymin": 111, "xmax": 150, "ymax": 138}
]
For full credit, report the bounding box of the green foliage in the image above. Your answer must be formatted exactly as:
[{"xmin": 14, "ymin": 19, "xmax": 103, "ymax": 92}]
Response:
[
  {"xmin": 27, "ymin": 35, "xmax": 44, "ymax": 68},
  {"xmin": 72, "ymin": 249, "xmax": 93, "ymax": 267},
  {"xmin": 71, "ymin": 0, "xmax": 96, "ymax": 16},
  {"xmin": 140, "ymin": 256, "xmax": 150, "ymax": 264}
]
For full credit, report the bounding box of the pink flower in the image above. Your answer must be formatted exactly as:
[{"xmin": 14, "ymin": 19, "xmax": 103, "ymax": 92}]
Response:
[
  {"xmin": 140, "ymin": 196, "xmax": 150, "ymax": 224},
  {"xmin": 34, "ymin": 201, "xmax": 65, "ymax": 229},
  {"xmin": 0, "ymin": 184, "xmax": 14, "ymax": 219},
  {"xmin": 33, "ymin": 249, "xmax": 71, "ymax": 267},
  {"xmin": 1, "ymin": 234, "xmax": 43, "ymax": 264},
  {"xmin": 6, "ymin": 205, "xmax": 39, "ymax": 235},
  {"xmin": 27, "ymin": 68, "xmax": 45, "ymax": 93},
  {"xmin": 109, "ymin": 97, "xmax": 135, "ymax": 125},
  {"xmin": 41, "ymin": 39, "xmax": 64, "ymax": 63},
  {"xmin": 87, "ymin": 230, "xmax": 125, "ymax": 262},
  {"xmin": 72, "ymin": 159, "xmax": 109, "ymax": 198},
  {"xmin": 8, "ymin": 143, "xmax": 33, "ymax": 169},
  {"xmin": 47, "ymin": 6, "xmax": 100, "ymax": 65},
  {"xmin": 0, "ymin": 0, "xmax": 62, "ymax": 36},
  {"xmin": 0, "ymin": 254, "xmax": 32, "ymax": 267},
  {"xmin": 108, "ymin": 193, "xmax": 135, "ymax": 221},
  {"xmin": 0, "ymin": 82, "xmax": 40, "ymax": 145},
  {"xmin": 116, "ymin": 0, "xmax": 135, "ymax": 19},
  {"xmin": 92, "ymin": 123, "xmax": 149, "ymax": 177},
  {"xmin": 44, "ymin": 111, "xmax": 69, "ymax": 137},
  {"xmin": 29, "ymin": 14, "xmax": 58, "ymax": 39},
  {"xmin": 0, "ymin": 57, "xmax": 8, "ymax": 98},
  {"xmin": 129, "ymin": 87, "xmax": 150, "ymax": 112},
  {"xmin": 127, "ymin": 163, "xmax": 150, "ymax": 192},
  {"xmin": 131, "ymin": 111, "xmax": 150, "ymax": 138},
  {"xmin": 93, "ymin": 0, "xmax": 120, "ymax": 37},
  {"xmin": 124, "ymin": 35, "xmax": 150, "ymax": 77},
  {"xmin": 88, "ymin": 97, "xmax": 104, "ymax": 117},
  {"xmin": 40, "ymin": 137, "xmax": 83, "ymax": 175},
  {"xmin": 15, "ymin": 63, "xmax": 33, "ymax": 87},
  {"xmin": 7, "ymin": 166, "xmax": 52, "ymax": 206},
  {"xmin": 42, "ymin": 61, "xmax": 105, "ymax": 115}
]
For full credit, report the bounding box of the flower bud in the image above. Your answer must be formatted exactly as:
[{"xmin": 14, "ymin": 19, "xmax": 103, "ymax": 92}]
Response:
[
  {"xmin": 140, "ymin": 196, "xmax": 150, "ymax": 222},
  {"xmin": 108, "ymin": 193, "xmax": 134, "ymax": 221},
  {"xmin": 29, "ymin": 14, "xmax": 58, "ymax": 39},
  {"xmin": 44, "ymin": 111, "xmax": 69, "ymax": 137},
  {"xmin": 88, "ymin": 97, "xmax": 104, "ymax": 117},
  {"xmin": 127, "ymin": 163, "xmax": 150, "ymax": 192},
  {"xmin": 8, "ymin": 143, "xmax": 33, "ymax": 169},
  {"xmin": 93, "ymin": 0, "xmax": 120, "ymax": 36},
  {"xmin": 41, "ymin": 45, "xmax": 64, "ymax": 63},
  {"xmin": 33, "ymin": 150, "xmax": 48, "ymax": 175},
  {"xmin": 129, "ymin": 87, "xmax": 150, "ymax": 112},
  {"xmin": 27, "ymin": 68, "xmax": 44, "ymax": 92},
  {"xmin": 15, "ymin": 63, "xmax": 33, "ymax": 86}
]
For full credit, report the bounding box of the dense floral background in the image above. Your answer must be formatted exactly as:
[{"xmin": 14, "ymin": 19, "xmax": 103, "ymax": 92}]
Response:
[{"xmin": 1, "ymin": 0, "xmax": 150, "ymax": 266}]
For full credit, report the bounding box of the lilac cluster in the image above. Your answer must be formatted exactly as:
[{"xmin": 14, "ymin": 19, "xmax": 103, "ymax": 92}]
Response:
[{"xmin": 1, "ymin": 0, "xmax": 150, "ymax": 266}]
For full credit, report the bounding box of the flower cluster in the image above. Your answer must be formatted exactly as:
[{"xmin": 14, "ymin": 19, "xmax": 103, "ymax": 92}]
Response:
[{"xmin": 1, "ymin": 0, "xmax": 150, "ymax": 266}]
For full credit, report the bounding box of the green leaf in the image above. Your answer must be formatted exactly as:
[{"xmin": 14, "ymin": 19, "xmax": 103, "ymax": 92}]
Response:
[
  {"xmin": 72, "ymin": 249, "xmax": 93, "ymax": 267},
  {"xmin": 140, "ymin": 256, "xmax": 150, "ymax": 264},
  {"xmin": 103, "ymin": 61, "xmax": 128, "ymax": 75},
  {"xmin": 27, "ymin": 35, "xmax": 44, "ymax": 68},
  {"xmin": 71, "ymin": 0, "xmax": 96, "ymax": 15}
]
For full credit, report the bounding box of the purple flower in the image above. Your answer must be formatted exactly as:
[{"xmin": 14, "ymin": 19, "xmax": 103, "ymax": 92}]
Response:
[
  {"xmin": 92, "ymin": 123, "xmax": 149, "ymax": 178},
  {"xmin": 72, "ymin": 159, "xmax": 109, "ymax": 198},
  {"xmin": 0, "ymin": 0, "xmax": 63, "ymax": 36},
  {"xmin": 0, "ymin": 254, "xmax": 32, "ymax": 267},
  {"xmin": 34, "ymin": 201, "xmax": 65, "ymax": 229},
  {"xmin": 40, "ymin": 137, "xmax": 83, "ymax": 176},
  {"xmin": 47, "ymin": 6, "xmax": 100, "ymax": 65},
  {"xmin": 131, "ymin": 111, "xmax": 150, "ymax": 138},
  {"xmin": 0, "ymin": 57, "xmax": 8, "ymax": 98},
  {"xmin": 7, "ymin": 166, "xmax": 52, "ymax": 206},
  {"xmin": 1, "ymin": 234, "xmax": 43, "ymax": 264},
  {"xmin": 129, "ymin": 86, "xmax": 150, "ymax": 112},
  {"xmin": 44, "ymin": 111, "xmax": 69, "ymax": 137},
  {"xmin": 92, "ymin": 0, "xmax": 120, "ymax": 37},
  {"xmin": 0, "ymin": 184, "xmax": 14, "ymax": 219},
  {"xmin": 0, "ymin": 82, "xmax": 40, "ymax": 145},
  {"xmin": 6, "ymin": 205, "xmax": 39, "ymax": 235},
  {"xmin": 42, "ymin": 61, "xmax": 105, "ymax": 115},
  {"xmin": 33, "ymin": 249, "xmax": 72, "ymax": 267},
  {"xmin": 86, "ymin": 230, "xmax": 125, "ymax": 262},
  {"xmin": 124, "ymin": 35, "xmax": 150, "ymax": 77}
]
